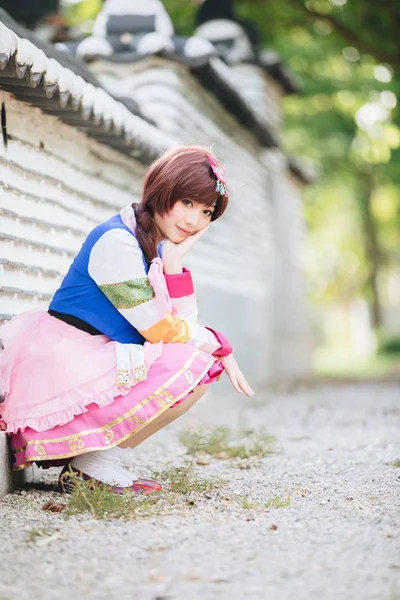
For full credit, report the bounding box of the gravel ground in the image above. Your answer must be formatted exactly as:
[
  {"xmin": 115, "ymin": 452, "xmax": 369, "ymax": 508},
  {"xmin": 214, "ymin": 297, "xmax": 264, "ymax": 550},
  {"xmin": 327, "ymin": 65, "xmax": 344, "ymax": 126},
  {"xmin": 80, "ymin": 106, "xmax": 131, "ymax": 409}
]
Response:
[{"xmin": 0, "ymin": 381, "xmax": 399, "ymax": 600}]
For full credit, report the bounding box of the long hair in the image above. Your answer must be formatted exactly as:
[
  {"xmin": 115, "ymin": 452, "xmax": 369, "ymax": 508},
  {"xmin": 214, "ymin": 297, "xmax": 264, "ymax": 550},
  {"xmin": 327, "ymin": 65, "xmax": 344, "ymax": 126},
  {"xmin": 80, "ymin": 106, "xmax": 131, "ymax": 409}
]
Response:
[{"xmin": 133, "ymin": 146, "xmax": 229, "ymax": 265}]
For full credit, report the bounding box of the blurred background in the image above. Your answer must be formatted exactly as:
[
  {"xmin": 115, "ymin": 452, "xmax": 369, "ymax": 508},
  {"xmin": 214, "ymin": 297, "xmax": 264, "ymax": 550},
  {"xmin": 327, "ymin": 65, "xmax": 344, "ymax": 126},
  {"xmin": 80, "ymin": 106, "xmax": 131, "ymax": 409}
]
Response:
[{"xmin": 1, "ymin": 0, "xmax": 399, "ymax": 380}]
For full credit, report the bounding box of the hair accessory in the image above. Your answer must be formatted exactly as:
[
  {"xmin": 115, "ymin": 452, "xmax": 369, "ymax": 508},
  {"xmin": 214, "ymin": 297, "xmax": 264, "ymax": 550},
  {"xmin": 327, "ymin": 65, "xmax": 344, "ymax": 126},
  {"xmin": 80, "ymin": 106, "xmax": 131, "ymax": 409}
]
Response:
[{"xmin": 208, "ymin": 155, "xmax": 229, "ymax": 197}]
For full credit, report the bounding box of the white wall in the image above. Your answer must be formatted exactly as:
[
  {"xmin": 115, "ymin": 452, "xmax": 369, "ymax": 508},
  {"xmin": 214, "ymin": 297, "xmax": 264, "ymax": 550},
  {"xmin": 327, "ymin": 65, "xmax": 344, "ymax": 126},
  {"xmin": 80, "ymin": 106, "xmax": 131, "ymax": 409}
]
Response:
[
  {"xmin": 0, "ymin": 89, "xmax": 145, "ymax": 318},
  {"xmin": 0, "ymin": 60, "xmax": 311, "ymax": 385},
  {"xmin": 265, "ymin": 151, "xmax": 313, "ymax": 377}
]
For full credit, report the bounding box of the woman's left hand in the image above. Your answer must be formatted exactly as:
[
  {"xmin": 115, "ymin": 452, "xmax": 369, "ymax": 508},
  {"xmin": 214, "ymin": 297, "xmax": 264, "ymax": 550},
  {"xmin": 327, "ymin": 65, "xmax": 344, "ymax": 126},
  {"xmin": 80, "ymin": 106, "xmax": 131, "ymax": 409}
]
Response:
[
  {"xmin": 221, "ymin": 354, "xmax": 255, "ymax": 397},
  {"xmin": 163, "ymin": 228, "xmax": 208, "ymax": 274}
]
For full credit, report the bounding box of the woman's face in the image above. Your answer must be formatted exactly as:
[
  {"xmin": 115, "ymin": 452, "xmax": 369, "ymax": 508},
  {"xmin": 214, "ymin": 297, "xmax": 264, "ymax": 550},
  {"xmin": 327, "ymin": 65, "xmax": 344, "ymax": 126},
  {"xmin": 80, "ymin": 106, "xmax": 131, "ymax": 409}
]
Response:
[{"xmin": 154, "ymin": 199, "xmax": 216, "ymax": 243}]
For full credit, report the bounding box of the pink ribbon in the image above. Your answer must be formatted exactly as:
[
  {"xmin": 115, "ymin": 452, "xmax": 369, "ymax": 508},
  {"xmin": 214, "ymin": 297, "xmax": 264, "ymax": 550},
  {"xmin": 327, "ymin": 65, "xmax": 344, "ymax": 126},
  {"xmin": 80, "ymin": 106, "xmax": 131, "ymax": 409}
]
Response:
[{"xmin": 148, "ymin": 258, "xmax": 175, "ymax": 316}]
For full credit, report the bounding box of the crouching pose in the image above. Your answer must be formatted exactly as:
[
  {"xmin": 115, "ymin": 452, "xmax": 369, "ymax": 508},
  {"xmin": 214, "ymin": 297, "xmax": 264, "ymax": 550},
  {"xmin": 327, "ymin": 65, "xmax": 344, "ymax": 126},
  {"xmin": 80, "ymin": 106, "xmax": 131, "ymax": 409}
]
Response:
[{"xmin": 0, "ymin": 146, "xmax": 254, "ymax": 494}]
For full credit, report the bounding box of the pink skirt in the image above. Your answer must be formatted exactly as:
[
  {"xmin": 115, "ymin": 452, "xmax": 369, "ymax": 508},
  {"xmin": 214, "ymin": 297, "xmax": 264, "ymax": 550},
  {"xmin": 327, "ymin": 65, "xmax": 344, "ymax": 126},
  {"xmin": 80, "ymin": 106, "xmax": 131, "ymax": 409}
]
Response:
[{"xmin": 0, "ymin": 311, "xmax": 223, "ymax": 470}]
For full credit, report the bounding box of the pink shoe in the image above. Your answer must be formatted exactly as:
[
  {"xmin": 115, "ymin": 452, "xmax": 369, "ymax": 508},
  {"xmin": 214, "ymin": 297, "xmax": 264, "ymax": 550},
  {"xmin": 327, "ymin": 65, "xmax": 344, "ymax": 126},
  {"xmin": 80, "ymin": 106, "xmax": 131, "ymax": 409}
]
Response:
[{"xmin": 59, "ymin": 465, "xmax": 162, "ymax": 496}]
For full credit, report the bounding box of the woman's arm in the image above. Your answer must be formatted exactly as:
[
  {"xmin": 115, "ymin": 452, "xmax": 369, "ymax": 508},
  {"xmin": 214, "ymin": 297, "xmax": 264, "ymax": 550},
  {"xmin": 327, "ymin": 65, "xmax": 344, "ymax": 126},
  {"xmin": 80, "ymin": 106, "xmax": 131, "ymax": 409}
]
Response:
[
  {"xmin": 89, "ymin": 228, "xmax": 252, "ymax": 395},
  {"xmin": 87, "ymin": 229, "xmax": 191, "ymax": 343},
  {"xmin": 164, "ymin": 269, "xmax": 232, "ymax": 356},
  {"xmin": 160, "ymin": 232, "xmax": 233, "ymax": 355},
  {"xmin": 164, "ymin": 268, "xmax": 252, "ymax": 394},
  {"xmin": 88, "ymin": 228, "xmax": 227, "ymax": 351}
]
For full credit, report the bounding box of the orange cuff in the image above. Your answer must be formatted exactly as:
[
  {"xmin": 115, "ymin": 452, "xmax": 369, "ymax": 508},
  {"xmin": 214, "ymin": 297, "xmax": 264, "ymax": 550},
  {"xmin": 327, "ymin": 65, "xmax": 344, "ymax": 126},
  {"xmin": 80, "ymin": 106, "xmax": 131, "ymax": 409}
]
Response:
[{"xmin": 138, "ymin": 314, "xmax": 190, "ymax": 344}]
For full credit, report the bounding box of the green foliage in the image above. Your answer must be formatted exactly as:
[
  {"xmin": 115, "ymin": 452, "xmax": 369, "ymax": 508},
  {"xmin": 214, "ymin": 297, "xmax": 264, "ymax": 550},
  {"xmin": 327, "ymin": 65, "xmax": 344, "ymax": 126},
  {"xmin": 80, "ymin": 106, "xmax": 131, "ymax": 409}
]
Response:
[
  {"xmin": 160, "ymin": 0, "xmax": 195, "ymax": 36},
  {"xmin": 236, "ymin": 494, "xmax": 291, "ymax": 510},
  {"xmin": 26, "ymin": 527, "xmax": 53, "ymax": 543},
  {"xmin": 164, "ymin": 0, "xmax": 400, "ymax": 336},
  {"xmin": 64, "ymin": 0, "xmax": 102, "ymax": 30},
  {"xmin": 65, "ymin": 470, "xmax": 163, "ymax": 520},
  {"xmin": 152, "ymin": 460, "xmax": 225, "ymax": 495},
  {"xmin": 65, "ymin": 461, "xmax": 224, "ymax": 519},
  {"xmin": 264, "ymin": 495, "xmax": 291, "ymax": 509},
  {"xmin": 237, "ymin": 496, "xmax": 257, "ymax": 510},
  {"xmin": 378, "ymin": 336, "xmax": 400, "ymax": 356},
  {"xmin": 179, "ymin": 426, "xmax": 275, "ymax": 460},
  {"xmin": 313, "ymin": 346, "xmax": 400, "ymax": 378}
]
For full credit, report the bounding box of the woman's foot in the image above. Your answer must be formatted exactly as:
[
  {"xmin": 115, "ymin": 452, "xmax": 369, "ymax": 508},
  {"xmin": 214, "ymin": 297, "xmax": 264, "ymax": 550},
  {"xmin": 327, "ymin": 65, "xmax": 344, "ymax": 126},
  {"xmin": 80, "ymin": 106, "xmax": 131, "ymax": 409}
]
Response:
[
  {"xmin": 58, "ymin": 465, "xmax": 162, "ymax": 496},
  {"xmin": 59, "ymin": 446, "xmax": 162, "ymax": 495}
]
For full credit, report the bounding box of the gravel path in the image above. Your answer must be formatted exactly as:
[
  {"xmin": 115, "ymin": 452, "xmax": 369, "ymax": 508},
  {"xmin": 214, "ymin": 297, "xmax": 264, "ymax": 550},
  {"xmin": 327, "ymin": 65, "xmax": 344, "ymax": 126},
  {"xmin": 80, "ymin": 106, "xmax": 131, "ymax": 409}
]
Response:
[{"xmin": 0, "ymin": 381, "xmax": 399, "ymax": 600}]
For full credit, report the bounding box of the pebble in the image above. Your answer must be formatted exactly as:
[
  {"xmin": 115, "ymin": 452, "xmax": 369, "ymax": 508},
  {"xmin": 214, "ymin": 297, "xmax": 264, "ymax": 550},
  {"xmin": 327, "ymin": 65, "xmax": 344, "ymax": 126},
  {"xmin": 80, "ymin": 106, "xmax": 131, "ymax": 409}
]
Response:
[{"xmin": 0, "ymin": 381, "xmax": 399, "ymax": 600}]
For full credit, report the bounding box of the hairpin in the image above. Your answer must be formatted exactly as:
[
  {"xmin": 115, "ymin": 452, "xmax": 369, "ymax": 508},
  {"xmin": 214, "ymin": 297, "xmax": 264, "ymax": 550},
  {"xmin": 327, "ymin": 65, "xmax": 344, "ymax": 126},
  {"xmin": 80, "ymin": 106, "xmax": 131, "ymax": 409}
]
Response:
[{"xmin": 208, "ymin": 155, "xmax": 229, "ymax": 197}]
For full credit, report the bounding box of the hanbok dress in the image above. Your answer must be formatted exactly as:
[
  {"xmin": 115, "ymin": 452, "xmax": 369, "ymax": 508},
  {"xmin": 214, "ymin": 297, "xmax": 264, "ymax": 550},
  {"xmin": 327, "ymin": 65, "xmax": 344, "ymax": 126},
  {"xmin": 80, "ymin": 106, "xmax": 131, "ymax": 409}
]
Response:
[{"xmin": 0, "ymin": 204, "xmax": 231, "ymax": 470}]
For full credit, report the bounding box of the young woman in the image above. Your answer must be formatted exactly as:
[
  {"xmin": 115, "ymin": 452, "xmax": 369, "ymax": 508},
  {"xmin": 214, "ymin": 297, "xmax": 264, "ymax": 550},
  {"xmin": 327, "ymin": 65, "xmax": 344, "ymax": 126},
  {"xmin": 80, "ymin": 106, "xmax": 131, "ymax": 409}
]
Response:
[{"xmin": 0, "ymin": 146, "xmax": 254, "ymax": 495}]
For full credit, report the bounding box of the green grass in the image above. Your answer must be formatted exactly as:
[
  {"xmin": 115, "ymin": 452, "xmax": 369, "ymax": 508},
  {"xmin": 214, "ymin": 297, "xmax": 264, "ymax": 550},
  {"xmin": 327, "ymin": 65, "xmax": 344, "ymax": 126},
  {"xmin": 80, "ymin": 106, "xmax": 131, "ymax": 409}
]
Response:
[
  {"xmin": 179, "ymin": 426, "xmax": 275, "ymax": 460},
  {"xmin": 62, "ymin": 428, "xmax": 276, "ymax": 520},
  {"xmin": 313, "ymin": 347, "xmax": 400, "ymax": 379},
  {"xmin": 65, "ymin": 470, "xmax": 163, "ymax": 520},
  {"xmin": 26, "ymin": 527, "xmax": 53, "ymax": 543},
  {"xmin": 237, "ymin": 496, "xmax": 257, "ymax": 510},
  {"xmin": 152, "ymin": 460, "xmax": 225, "ymax": 496},
  {"xmin": 392, "ymin": 459, "xmax": 400, "ymax": 468},
  {"xmin": 236, "ymin": 495, "xmax": 291, "ymax": 511},
  {"xmin": 64, "ymin": 461, "xmax": 225, "ymax": 520},
  {"xmin": 265, "ymin": 496, "xmax": 291, "ymax": 508}
]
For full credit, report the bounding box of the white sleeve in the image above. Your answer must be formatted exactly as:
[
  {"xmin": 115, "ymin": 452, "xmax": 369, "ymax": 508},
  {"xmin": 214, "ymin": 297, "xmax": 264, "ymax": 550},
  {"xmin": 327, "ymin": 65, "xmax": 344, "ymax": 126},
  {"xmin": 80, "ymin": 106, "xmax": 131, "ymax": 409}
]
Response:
[{"xmin": 88, "ymin": 229, "xmax": 211, "ymax": 346}]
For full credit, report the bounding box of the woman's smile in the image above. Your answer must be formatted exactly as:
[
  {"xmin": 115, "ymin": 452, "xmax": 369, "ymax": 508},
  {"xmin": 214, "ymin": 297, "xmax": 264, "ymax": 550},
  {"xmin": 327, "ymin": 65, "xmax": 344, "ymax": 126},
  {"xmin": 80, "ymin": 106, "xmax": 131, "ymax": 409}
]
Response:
[{"xmin": 176, "ymin": 225, "xmax": 192, "ymax": 236}]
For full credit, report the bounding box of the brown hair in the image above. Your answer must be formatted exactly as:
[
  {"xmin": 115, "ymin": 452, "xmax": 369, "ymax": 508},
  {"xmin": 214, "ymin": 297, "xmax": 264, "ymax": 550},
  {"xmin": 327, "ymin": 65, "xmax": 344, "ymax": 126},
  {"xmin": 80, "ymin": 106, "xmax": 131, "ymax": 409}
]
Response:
[{"xmin": 133, "ymin": 146, "xmax": 229, "ymax": 265}]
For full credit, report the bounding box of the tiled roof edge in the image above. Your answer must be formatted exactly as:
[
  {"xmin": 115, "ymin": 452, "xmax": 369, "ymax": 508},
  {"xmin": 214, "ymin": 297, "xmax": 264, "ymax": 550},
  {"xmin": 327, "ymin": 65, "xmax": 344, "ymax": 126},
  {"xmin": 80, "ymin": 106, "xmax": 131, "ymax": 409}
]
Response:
[
  {"xmin": 192, "ymin": 59, "xmax": 278, "ymax": 148},
  {"xmin": 287, "ymin": 157, "xmax": 318, "ymax": 185},
  {"xmin": 0, "ymin": 12, "xmax": 181, "ymax": 164}
]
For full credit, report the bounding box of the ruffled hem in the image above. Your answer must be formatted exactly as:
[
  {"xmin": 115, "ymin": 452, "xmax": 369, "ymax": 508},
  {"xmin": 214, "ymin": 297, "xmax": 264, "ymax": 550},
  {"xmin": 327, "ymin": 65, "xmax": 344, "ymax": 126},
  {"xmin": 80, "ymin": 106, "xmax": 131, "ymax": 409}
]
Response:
[
  {"xmin": 0, "ymin": 310, "xmax": 167, "ymax": 435},
  {"xmin": 4, "ymin": 371, "xmax": 122, "ymax": 434},
  {"xmin": 1, "ymin": 308, "xmax": 222, "ymax": 435},
  {"xmin": 10, "ymin": 347, "xmax": 219, "ymax": 470},
  {"xmin": 4, "ymin": 353, "xmax": 223, "ymax": 434}
]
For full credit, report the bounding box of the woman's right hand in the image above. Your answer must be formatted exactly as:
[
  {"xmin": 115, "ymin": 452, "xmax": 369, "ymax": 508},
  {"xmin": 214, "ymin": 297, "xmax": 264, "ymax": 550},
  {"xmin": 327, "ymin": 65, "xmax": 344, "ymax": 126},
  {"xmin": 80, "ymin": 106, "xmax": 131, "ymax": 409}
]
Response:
[
  {"xmin": 221, "ymin": 354, "xmax": 255, "ymax": 397},
  {"xmin": 163, "ymin": 228, "xmax": 208, "ymax": 274}
]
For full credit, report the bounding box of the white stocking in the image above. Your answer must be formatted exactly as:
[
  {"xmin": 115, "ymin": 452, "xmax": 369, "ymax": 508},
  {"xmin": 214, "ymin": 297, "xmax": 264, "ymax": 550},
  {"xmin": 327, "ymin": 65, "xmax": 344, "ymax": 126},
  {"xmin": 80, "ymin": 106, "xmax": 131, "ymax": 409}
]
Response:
[{"xmin": 70, "ymin": 446, "xmax": 138, "ymax": 487}]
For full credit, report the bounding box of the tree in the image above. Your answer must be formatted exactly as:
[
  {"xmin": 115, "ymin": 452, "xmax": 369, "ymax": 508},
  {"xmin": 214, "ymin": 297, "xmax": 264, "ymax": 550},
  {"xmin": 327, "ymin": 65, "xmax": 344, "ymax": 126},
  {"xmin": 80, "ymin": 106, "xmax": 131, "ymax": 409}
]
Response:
[
  {"xmin": 164, "ymin": 0, "xmax": 400, "ymax": 334},
  {"xmin": 235, "ymin": 0, "xmax": 400, "ymax": 74}
]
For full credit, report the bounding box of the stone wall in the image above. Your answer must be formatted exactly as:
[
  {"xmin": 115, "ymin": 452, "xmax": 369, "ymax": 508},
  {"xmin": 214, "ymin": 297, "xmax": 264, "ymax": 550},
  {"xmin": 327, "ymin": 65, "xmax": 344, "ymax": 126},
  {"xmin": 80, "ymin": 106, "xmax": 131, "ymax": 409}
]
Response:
[
  {"xmin": 0, "ymin": 55, "xmax": 312, "ymax": 493},
  {"xmin": 0, "ymin": 89, "xmax": 145, "ymax": 318}
]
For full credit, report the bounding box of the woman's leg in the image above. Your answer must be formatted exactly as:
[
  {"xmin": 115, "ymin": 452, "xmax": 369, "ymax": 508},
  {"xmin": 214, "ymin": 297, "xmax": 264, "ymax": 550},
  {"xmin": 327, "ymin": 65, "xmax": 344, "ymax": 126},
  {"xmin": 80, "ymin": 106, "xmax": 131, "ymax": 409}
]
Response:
[
  {"xmin": 118, "ymin": 384, "xmax": 209, "ymax": 450},
  {"xmin": 63, "ymin": 384, "xmax": 209, "ymax": 491}
]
